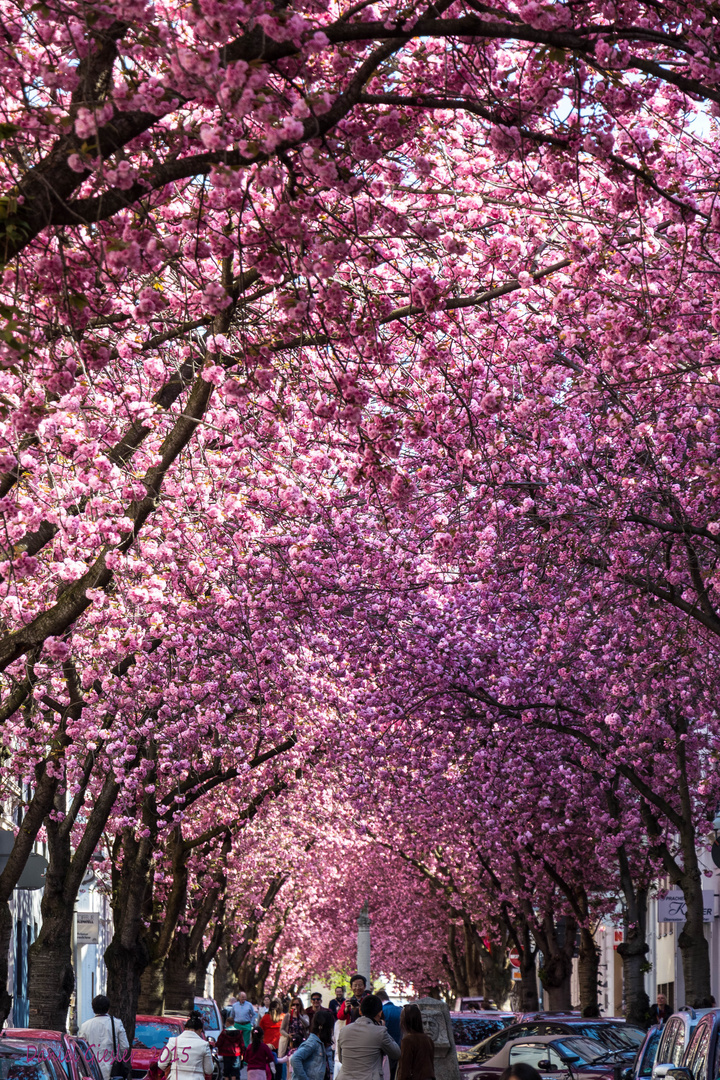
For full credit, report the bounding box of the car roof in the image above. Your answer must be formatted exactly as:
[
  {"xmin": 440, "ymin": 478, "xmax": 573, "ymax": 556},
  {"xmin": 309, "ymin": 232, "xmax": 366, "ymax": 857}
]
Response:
[
  {"xmin": 135, "ymin": 1016, "xmax": 184, "ymax": 1025},
  {"xmin": 2, "ymin": 1031, "xmax": 66, "ymax": 1040},
  {"xmin": 451, "ymin": 1011, "xmax": 512, "ymax": 1018},
  {"xmin": 506, "ymin": 1035, "xmax": 583, "ymax": 1045}
]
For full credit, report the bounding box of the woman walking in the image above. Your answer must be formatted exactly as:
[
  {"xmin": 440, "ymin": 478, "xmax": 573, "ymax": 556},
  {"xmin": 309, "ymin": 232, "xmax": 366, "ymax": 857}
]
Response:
[
  {"xmin": 279, "ymin": 998, "xmax": 309, "ymax": 1057},
  {"xmin": 396, "ymin": 1006, "xmax": 434, "ymax": 1080},
  {"xmin": 260, "ymin": 1001, "xmax": 284, "ymax": 1054},
  {"xmin": 158, "ymin": 1012, "xmax": 214, "ymax": 1080},
  {"xmin": 290, "ymin": 1010, "xmax": 334, "ymax": 1080}
]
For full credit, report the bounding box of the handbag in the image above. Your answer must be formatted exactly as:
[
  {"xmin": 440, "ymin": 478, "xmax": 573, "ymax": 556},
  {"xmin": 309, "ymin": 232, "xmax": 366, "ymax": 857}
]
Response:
[{"xmin": 110, "ymin": 1016, "xmax": 130, "ymax": 1080}]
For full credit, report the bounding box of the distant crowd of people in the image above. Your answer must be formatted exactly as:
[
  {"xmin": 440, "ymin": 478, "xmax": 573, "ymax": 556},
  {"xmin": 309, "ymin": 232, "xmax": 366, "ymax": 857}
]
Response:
[
  {"xmin": 79, "ymin": 984, "xmax": 534, "ymax": 1080},
  {"xmin": 212, "ymin": 975, "xmax": 432, "ymax": 1080}
]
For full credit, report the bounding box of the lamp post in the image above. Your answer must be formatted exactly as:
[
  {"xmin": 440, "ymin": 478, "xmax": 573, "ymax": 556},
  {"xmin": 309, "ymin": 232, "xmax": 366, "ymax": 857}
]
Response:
[{"xmin": 357, "ymin": 902, "xmax": 371, "ymax": 985}]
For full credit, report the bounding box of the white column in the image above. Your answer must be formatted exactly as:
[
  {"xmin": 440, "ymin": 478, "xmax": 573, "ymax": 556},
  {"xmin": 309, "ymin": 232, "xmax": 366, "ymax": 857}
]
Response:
[{"xmin": 357, "ymin": 903, "xmax": 371, "ymax": 985}]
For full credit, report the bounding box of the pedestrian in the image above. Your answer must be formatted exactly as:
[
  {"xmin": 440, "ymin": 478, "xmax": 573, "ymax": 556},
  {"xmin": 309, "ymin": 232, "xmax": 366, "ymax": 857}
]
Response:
[
  {"xmin": 396, "ymin": 1005, "xmax": 433, "ymax": 1080},
  {"xmin": 649, "ymin": 993, "xmax": 672, "ymax": 1026},
  {"xmin": 336, "ymin": 994, "xmax": 400, "ymax": 1080},
  {"xmin": 375, "ymin": 992, "xmax": 401, "ymax": 1080},
  {"xmin": 279, "ymin": 998, "xmax": 309, "ymax": 1057},
  {"xmin": 328, "ymin": 989, "xmax": 346, "ymax": 1022},
  {"xmin": 260, "ymin": 1000, "xmax": 284, "ymax": 1054},
  {"xmin": 78, "ymin": 994, "xmax": 130, "ymax": 1080},
  {"xmin": 337, "ymin": 976, "xmax": 369, "ymax": 1024},
  {"xmin": 244, "ymin": 1028, "xmax": 276, "ymax": 1080},
  {"xmin": 259, "ymin": 996, "xmax": 273, "ymax": 1019},
  {"xmin": 234, "ymin": 993, "xmax": 258, "ymax": 1046},
  {"xmin": 291, "ymin": 1009, "xmax": 334, "ymax": 1080},
  {"xmin": 158, "ymin": 1011, "xmax": 213, "ymax": 1080},
  {"xmin": 217, "ymin": 1009, "xmax": 246, "ymax": 1080},
  {"xmin": 306, "ymin": 995, "xmax": 323, "ymax": 1021}
]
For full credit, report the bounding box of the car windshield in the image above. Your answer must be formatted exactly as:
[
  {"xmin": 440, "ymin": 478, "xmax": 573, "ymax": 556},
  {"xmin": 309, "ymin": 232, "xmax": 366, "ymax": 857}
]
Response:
[
  {"xmin": 194, "ymin": 1006, "xmax": 218, "ymax": 1030},
  {"xmin": 639, "ymin": 1031, "xmax": 662, "ymax": 1078},
  {"xmin": 133, "ymin": 1024, "xmax": 180, "ymax": 1050},
  {"xmin": 452, "ymin": 1020, "xmax": 506, "ymax": 1046},
  {"xmin": 568, "ymin": 1027, "xmax": 643, "ymax": 1052},
  {"xmin": 555, "ymin": 1038, "xmax": 610, "ymax": 1065},
  {"xmin": 0, "ymin": 1048, "xmax": 54, "ymax": 1080}
]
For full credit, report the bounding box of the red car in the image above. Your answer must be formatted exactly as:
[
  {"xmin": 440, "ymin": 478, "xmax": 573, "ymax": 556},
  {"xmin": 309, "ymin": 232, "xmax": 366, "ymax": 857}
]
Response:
[
  {"xmin": 131, "ymin": 1016, "xmax": 185, "ymax": 1080},
  {"xmin": 0, "ymin": 1038, "xmax": 67, "ymax": 1080},
  {"xmin": 1, "ymin": 1030, "xmax": 101, "ymax": 1080}
]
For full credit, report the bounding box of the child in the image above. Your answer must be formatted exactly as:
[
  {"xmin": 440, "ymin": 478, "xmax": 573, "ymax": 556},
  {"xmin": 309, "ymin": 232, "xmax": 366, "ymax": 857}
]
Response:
[
  {"xmin": 217, "ymin": 1009, "xmax": 245, "ymax": 1080},
  {"xmin": 244, "ymin": 1028, "xmax": 276, "ymax": 1080}
]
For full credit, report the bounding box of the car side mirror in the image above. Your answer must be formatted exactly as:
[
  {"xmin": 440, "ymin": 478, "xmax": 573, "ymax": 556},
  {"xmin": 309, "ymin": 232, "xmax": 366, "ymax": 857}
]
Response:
[
  {"xmin": 655, "ymin": 1066, "xmax": 674, "ymax": 1079},
  {"xmin": 666, "ymin": 1070, "xmax": 693, "ymax": 1080},
  {"xmin": 537, "ymin": 1063, "xmax": 558, "ymax": 1072}
]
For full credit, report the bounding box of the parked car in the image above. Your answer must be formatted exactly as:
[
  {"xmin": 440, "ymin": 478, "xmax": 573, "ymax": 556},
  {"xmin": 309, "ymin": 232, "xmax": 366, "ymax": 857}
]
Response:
[
  {"xmin": 131, "ymin": 1016, "xmax": 185, "ymax": 1080},
  {"xmin": 652, "ymin": 1009, "xmax": 716, "ymax": 1080},
  {"xmin": 459, "ymin": 1020, "xmax": 645, "ymax": 1069},
  {"xmin": 458, "ymin": 1033, "xmax": 626, "ymax": 1080},
  {"xmin": 456, "ymin": 999, "xmax": 506, "ymax": 1013},
  {"xmin": 626, "ymin": 1026, "xmax": 662, "ymax": 1080},
  {"xmin": 0, "ymin": 1030, "xmax": 100, "ymax": 1080},
  {"xmin": 193, "ymin": 999, "xmax": 223, "ymax": 1044},
  {"xmin": 663, "ymin": 1007, "xmax": 720, "ymax": 1080},
  {"xmin": 0, "ymin": 1038, "xmax": 67, "ymax": 1080},
  {"xmin": 451, "ymin": 1013, "xmax": 516, "ymax": 1052}
]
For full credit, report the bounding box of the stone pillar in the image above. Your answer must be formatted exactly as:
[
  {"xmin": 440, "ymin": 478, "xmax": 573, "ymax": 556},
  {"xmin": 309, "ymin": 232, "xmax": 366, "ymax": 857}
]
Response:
[
  {"xmin": 357, "ymin": 903, "xmax": 371, "ymax": 985},
  {"xmin": 412, "ymin": 997, "xmax": 460, "ymax": 1080}
]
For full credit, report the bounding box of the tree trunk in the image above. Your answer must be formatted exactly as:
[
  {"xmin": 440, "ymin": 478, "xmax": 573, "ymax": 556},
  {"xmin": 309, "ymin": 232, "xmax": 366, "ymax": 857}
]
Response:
[
  {"xmin": 516, "ymin": 921, "xmax": 540, "ymax": 1012},
  {"xmin": 28, "ymin": 767, "xmax": 121, "ymax": 1030},
  {"xmin": 0, "ymin": 902, "xmax": 13, "ymax": 1022},
  {"xmin": 106, "ymin": 935, "xmax": 149, "ymax": 1042},
  {"xmin": 214, "ymin": 947, "xmax": 237, "ymax": 1007},
  {"xmin": 678, "ymin": 870, "xmax": 711, "ymax": 1007},
  {"xmin": 537, "ymin": 915, "xmax": 576, "ymax": 1011},
  {"xmin": 105, "ymin": 825, "xmax": 156, "ymax": 1041},
  {"xmin": 164, "ymin": 935, "xmax": 196, "ymax": 1015},
  {"xmin": 617, "ymin": 934, "xmax": 649, "ymax": 1028},
  {"xmin": 27, "ymin": 807, "xmax": 76, "ymax": 1032},
  {"xmin": 578, "ymin": 927, "xmax": 599, "ymax": 1017},
  {"xmin": 670, "ymin": 731, "xmax": 711, "ymax": 1007},
  {"xmin": 138, "ymin": 958, "xmax": 166, "ymax": 1015}
]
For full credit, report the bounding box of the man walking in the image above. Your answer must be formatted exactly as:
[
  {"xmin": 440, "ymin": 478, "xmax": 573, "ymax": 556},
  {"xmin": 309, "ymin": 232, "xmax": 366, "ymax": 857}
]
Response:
[
  {"xmin": 336, "ymin": 995, "xmax": 400, "ymax": 1080},
  {"xmin": 78, "ymin": 995, "xmax": 130, "ymax": 1080},
  {"xmin": 233, "ymin": 991, "xmax": 257, "ymax": 1046}
]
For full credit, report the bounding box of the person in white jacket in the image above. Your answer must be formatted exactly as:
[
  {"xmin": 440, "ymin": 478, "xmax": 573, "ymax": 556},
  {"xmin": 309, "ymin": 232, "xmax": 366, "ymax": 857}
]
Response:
[
  {"xmin": 78, "ymin": 995, "xmax": 130, "ymax": 1080},
  {"xmin": 158, "ymin": 1012, "xmax": 213, "ymax": 1080}
]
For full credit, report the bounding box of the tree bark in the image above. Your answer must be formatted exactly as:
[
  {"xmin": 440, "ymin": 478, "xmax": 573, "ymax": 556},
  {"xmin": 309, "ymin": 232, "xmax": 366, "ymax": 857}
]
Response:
[
  {"xmin": 28, "ymin": 765, "xmax": 121, "ymax": 1030},
  {"xmin": 537, "ymin": 914, "xmax": 576, "ymax": 1011},
  {"xmin": 514, "ymin": 919, "xmax": 539, "ymax": 1012},
  {"xmin": 214, "ymin": 947, "xmax": 237, "ymax": 1006},
  {"xmin": 578, "ymin": 927, "xmax": 600, "ymax": 1017},
  {"xmin": 0, "ymin": 902, "xmax": 13, "ymax": 1022},
  {"xmin": 164, "ymin": 935, "xmax": 196, "ymax": 1015},
  {"xmin": 137, "ymin": 958, "xmax": 166, "ymax": 1015}
]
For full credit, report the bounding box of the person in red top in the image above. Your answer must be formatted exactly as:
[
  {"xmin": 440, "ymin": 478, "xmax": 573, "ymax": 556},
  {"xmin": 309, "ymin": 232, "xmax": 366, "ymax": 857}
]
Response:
[
  {"xmin": 336, "ymin": 975, "xmax": 368, "ymax": 1024},
  {"xmin": 259, "ymin": 1000, "xmax": 284, "ymax": 1052},
  {"xmin": 217, "ymin": 1010, "xmax": 245, "ymax": 1080},
  {"xmin": 244, "ymin": 1028, "xmax": 276, "ymax": 1080}
]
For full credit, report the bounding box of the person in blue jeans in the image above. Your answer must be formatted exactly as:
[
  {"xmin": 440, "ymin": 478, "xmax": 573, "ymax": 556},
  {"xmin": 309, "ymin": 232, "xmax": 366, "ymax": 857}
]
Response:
[{"xmin": 290, "ymin": 1010, "xmax": 334, "ymax": 1080}]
